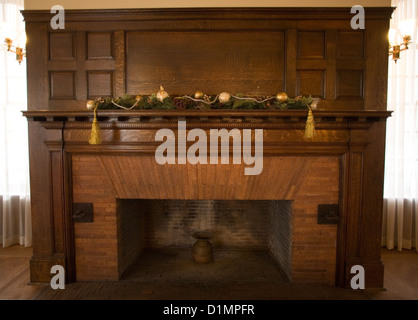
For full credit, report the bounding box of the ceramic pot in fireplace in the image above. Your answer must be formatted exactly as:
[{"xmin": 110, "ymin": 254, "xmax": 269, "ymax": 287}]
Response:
[{"xmin": 192, "ymin": 232, "xmax": 213, "ymax": 263}]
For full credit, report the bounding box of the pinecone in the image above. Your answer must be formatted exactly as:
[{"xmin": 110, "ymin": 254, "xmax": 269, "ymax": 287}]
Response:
[
  {"xmin": 257, "ymin": 96, "xmax": 269, "ymax": 102},
  {"xmin": 173, "ymin": 98, "xmax": 188, "ymax": 110},
  {"xmin": 203, "ymin": 95, "xmax": 212, "ymax": 103}
]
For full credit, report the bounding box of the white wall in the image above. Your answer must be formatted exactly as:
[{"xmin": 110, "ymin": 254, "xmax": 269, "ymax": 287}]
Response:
[{"xmin": 24, "ymin": 0, "xmax": 392, "ymax": 10}]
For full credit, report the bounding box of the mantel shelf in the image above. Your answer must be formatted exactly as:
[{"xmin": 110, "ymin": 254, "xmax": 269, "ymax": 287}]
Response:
[{"xmin": 23, "ymin": 109, "xmax": 392, "ymax": 124}]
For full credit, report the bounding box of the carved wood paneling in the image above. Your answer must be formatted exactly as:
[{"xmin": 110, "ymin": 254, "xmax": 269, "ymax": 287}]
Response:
[
  {"xmin": 126, "ymin": 31, "xmax": 285, "ymax": 95},
  {"xmin": 336, "ymin": 70, "xmax": 364, "ymax": 99},
  {"xmin": 296, "ymin": 70, "xmax": 325, "ymax": 98},
  {"xmin": 22, "ymin": 8, "xmax": 393, "ymax": 111},
  {"xmin": 87, "ymin": 32, "xmax": 114, "ymax": 60},
  {"xmin": 49, "ymin": 32, "xmax": 76, "ymax": 61},
  {"xmin": 337, "ymin": 31, "xmax": 365, "ymax": 60},
  {"xmin": 87, "ymin": 71, "xmax": 114, "ymax": 99},
  {"xmin": 50, "ymin": 71, "xmax": 76, "ymax": 100},
  {"xmin": 297, "ymin": 30, "xmax": 325, "ymax": 59}
]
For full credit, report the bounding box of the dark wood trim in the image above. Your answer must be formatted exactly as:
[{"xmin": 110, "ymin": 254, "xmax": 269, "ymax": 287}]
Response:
[
  {"xmin": 114, "ymin": 30, "xmax": 126, "ymax": 98},
  {"xmin": 336, "ymin": 153, "xmax": 349, "ymax": 287},
  {"xmin": 23, "ymin": 110, "xmax": 391, "ymax": 133},
  {"xmin": 63, "ymin": 152, "xmax": 76, "ymax": 283},
  {"xmin": 23, "ymin": 109, "xmax": 393, "ymax": 119},
  {"xmin": 22, "ymin": 7, "xmax": 395, "ymax": 23},
  {"xmin": 285, "ymin": 29, "xmax": 297, "ymax": 97}
]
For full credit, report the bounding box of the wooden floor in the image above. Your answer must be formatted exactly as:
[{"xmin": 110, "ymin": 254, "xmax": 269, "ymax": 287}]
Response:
[{"xmin": 0, "ymin": 245, "xmax": 417, "ymax": 300}]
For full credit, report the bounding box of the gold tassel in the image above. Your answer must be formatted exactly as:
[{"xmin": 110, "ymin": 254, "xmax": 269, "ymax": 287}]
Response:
[
  {"xmin": 305, "ymin": 107, "xmax": 316, "ymax": 139},
  {"xmin": 89, "ymin": 106, "xmax": 102, "ymax": 145}
]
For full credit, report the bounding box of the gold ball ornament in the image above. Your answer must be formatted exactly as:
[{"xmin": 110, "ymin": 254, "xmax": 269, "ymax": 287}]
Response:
[
  {"xmin": 156, "ymin": 86, "xmax": 169, "ymax": 102},
  {"xmin": 194, "ymin": 91, "xmax": 204, "ymax": 99},
  {"xmin": 135, "ymin": 95, "xmax": 143, "ymax": 102},
  {"xmin": 86, "ymin": 100, "xmax": 96, "ymax": 110},
  {"xmin": 276, "ymin": 92, "xmax": 288, "ymax": 103},
  {"xmin": 219, "ymin": 92, "xmax": 231, "ymax": 104}
]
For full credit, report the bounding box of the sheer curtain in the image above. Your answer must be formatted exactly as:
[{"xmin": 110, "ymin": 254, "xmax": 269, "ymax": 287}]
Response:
[
  {"xmin": 382, "ymin": 0, "xmax": 418, "ymax": 251},
  {"xmin": 0, "ymin": 0, "xmax": 31, "ymax": 247}
]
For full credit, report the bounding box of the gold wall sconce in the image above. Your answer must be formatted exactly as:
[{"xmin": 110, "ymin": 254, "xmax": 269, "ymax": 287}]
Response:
[
  {"xmin": 389, "ymin": 19, "xmax": 415, "ymax": 63},
  {"xmin": 4, "ymin": 38, "xmax": 26, "ymax": 64},
  {"xmin": 389, "ymin": 35, "xmax": 412, "ymax": 63}
]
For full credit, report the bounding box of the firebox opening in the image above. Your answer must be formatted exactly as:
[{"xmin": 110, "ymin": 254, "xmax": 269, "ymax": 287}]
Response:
[{"xmin": 117, "ymin": 199, "xmax": 293, "ymax": 283}]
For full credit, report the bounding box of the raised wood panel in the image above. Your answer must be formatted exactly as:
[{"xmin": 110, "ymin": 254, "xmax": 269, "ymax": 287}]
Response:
[
  {"xmin": 297, "ymin": 30, "xmax": 326, "ymax": 59},
  {"xmin": 26, "ymin": 23, "xmax": 49, "ymax": 111},
  {"xmin": 50, "ymin": 150, "xmax": 64, "ymax": 254},
  {"xmin": 336, "ymin": 70, "xmax": 364, "ymax": 99},
  {"xmin": 75, "ymin": 31, "xmax": 87, "ymax": 102},
  {"xmin": 27, "ymin": 123, "xmax": 55, "ymax": 256},
  {"xmin": 87, "ymin": 32, "xmax": 114, "ymax": 60},
  {"xmin": 365, "ymin": 19, "xmax": 391, "ymax": 111},
  {"xmin": 296, "ymin": 70, "xmax": 325, "ymax": 98},
  {"xmin": 126, "ymin": 31, "xmax": 285, "ymax": 95},
  {"xmin": 337, "ymin": 31, "xmax": 365, "ymax": 60},
  {"xmin": 87, "ymin": 71, "xmax": 114, "ymax": 99},
  {"xmin": 346, "ymin": 152, "xmax": 364, "ymax": 259},
  {"xmin": 50, "ymin": 72, "xmax": 76, "ymax": 100},
  {"xmin": 49, "ymin": 32, "xmax": 75, "ymax": 61},
  {"xmin": 114, "ymin": 31, "xmax": 126, "ymax": 97},
  {"xmin": 358, "ymin": 121, "xmax": 387, "ymax": 288},
  {"xmin": 285, "ymin": 29, "xmax": 297, "ymax": 97},
  {"xmin": 325, "ymin": 30, "xmax": 337, "ymax": 100}
]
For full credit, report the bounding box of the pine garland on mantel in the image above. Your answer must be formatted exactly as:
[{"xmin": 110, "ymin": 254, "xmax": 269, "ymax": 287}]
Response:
[
  {"xmin": 87, "ymin": 87, "xmax": 319, "ymax": 112},
  {"xmin": 86, "ymin": 86, "xmax": 320, "ymax": 144}
]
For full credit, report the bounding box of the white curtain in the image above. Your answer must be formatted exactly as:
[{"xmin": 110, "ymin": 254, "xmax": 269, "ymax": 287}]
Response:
[
  {"xmin": 382, "ymin": 0, "xmax": 418, "ymax": 251},
  {"xmin": 0, "ymin": 0, "xmax": 31, "ymax": 247}
]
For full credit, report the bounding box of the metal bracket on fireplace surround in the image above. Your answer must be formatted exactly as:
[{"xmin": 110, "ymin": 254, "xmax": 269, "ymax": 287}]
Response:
[
  {"xmin": 72, "ymin": 203, "xmax": 93, "ymax": 223},
  {"xmin": 317, "ymin": 204, "xmax": 339, "ymax": 225}
]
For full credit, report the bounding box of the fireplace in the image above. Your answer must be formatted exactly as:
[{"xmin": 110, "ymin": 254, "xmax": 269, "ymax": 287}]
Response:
[
  {"xmin": 22, "ymin": 7, "xmax": 393, "ymax": 289},
  {"xmin": 70, "ymin": 153, "xmax": 340, "ymax": 284},
  {"xmin": 118, "ymin": 200, "xmax": 294, "ymax": 280}
]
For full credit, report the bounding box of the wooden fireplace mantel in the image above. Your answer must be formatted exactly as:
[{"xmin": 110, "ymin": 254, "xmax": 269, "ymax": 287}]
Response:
[
  {"xmin": 24, "ymin": 109, "xmax": 391, "ymax": 153},
  {"xmin": 22, "ymin": 7, "xmax": 393, "ymax": 289},
  {"xmin": 24, "ymin": 109, "xmax": 392, "ymax": 132},
  {"xmin": 24, "ymin": 109, "xmax": 391, "ymax": 288},
  {"xmin": 24, "ymin": 109, "xmax": 392, "ymax": 121}
]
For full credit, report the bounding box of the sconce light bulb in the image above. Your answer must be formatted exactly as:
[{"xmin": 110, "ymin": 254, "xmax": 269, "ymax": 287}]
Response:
[
  {"xmin": 388, "ymin": 28, "xmax": 397, "ymax": 44},
  {"xmin": 399, "ymin": 19, "xmax": 416, "ymax": 38}
]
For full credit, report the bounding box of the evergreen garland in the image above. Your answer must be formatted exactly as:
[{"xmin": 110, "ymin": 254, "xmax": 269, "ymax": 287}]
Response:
[{"xmin": 92, "ymin": 94, "xmax": 316, "ymax": 111}]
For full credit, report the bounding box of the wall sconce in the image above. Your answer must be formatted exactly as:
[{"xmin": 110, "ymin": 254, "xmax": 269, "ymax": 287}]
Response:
[
  {"xmin": 4, "ymin": 38, "xmax": 26, "ymax": 64},
  {"xmin": 389, "ymin": 35, "xmax": 412, "ymax": 63},
  {"xmin": 389, "ymin": 19, "xmax": 415, "ymax": 63}
]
